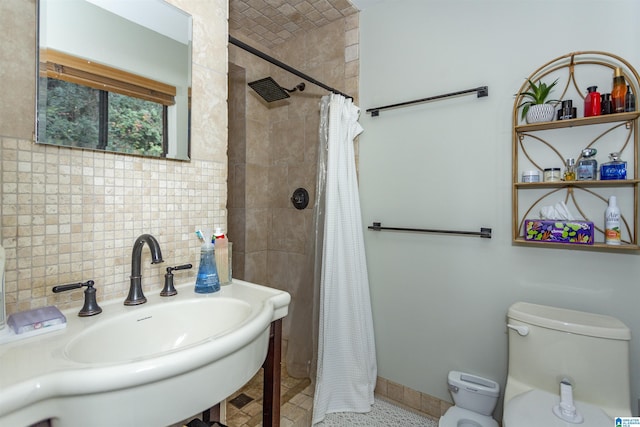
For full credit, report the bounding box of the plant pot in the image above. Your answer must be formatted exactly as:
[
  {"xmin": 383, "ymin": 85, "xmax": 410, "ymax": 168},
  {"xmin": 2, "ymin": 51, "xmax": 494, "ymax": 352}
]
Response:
[{"xmin": 526, "ymin": 104, "xmax": 555, "ymax": 124}]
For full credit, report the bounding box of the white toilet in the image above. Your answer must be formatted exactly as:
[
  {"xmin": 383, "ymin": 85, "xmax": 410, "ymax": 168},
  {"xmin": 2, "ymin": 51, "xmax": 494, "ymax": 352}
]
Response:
[
  {"xmin": 439, "ymin": 371, "xmax": 500, "ymax": 427},
  {"xmin": 503, "ymin": 302, "xmax": 632, "ymax": 427}
]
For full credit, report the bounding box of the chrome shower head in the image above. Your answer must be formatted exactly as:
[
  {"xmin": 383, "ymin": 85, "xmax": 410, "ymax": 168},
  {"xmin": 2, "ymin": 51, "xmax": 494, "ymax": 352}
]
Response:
[{"xmin": 248, "ymin": 77, "xmax": 305, "ymax": 102}]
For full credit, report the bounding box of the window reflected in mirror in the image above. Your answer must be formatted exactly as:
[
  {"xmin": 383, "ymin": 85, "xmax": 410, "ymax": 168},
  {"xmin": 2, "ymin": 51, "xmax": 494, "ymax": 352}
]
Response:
[{"xmin": 37, "ymin": 0, "xmax": 192, "ymax": 161}]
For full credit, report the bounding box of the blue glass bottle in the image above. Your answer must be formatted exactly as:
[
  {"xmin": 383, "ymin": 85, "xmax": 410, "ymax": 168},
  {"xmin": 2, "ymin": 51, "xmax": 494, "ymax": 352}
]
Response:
[
  {"xmin": 600, "ymin": 152, "xmax": 627, "ymax": 180},
  {"xmin": 195, "ymin": 242, "xmax": 220, "ymax": 293}
]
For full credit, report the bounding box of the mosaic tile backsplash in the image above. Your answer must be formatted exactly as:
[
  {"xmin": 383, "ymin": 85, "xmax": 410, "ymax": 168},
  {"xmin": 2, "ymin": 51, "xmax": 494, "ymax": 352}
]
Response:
[{"xmin": 1, "ymin": 137, "xmax": 226, "ymax": 313}]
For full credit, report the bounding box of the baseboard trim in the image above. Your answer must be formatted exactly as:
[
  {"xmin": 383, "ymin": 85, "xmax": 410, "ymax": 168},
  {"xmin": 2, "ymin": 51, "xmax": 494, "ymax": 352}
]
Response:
[{"xmin": 374, "ymin": 376, "xmax": 451, "ymax": 420}]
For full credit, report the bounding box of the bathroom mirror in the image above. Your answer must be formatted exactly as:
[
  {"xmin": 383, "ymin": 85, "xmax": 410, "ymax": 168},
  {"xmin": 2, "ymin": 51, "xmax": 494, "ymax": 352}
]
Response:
[{"xmin": 37, "ymin": 0, "xmax": 192, "ymax": 160}]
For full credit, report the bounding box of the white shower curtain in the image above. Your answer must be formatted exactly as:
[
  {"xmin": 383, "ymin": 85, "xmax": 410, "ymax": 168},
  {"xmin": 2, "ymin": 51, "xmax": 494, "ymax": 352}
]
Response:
[{"xmin": 312, "ymin": 93, "xmax": 377, "ymax": 424}]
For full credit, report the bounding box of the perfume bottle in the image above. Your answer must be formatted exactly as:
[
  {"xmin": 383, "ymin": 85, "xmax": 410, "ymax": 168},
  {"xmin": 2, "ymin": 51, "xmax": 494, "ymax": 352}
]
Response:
[
  {"xmin": 601, "ymin": 93, "xmax": 613, "ymax": 115},
  {"xmin": 625, "ymin": 85, "xmax": 635, "ymax": 112},
  {"xmin": 577, "ymin": 148, "xmax": 598, "ymax": 181},
  {"xmin": 584, "ymin": 86, "xmax": 601, "ymax": 117},
  {"xmin": 563, "ymin": 158, "xmax": 576, "ymax": 181},
  {"xmin": 558, "ymin": 100, "xmax": 575, "ymax": 120},
  {"xmin": 600, "ymin": 152, "xmax": 627, "ymax": 180},
  {"xmin": 612, "ymin": 67, "xmax": 627, "ymax": 113}
]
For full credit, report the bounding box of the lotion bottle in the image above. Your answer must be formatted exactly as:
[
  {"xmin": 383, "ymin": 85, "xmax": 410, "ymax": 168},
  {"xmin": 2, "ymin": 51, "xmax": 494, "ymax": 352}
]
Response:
[{"xmin": 605, "ymin": 196, "xmax": 621, "ymax": 245}]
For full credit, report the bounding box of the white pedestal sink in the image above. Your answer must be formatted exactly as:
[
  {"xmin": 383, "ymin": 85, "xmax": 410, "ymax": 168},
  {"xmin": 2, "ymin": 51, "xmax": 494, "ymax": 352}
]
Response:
[
  {"xmin": 66, "ymin": 298, "xmax": 253, "ymax": 364},
  {"xmin": 0, "ymin": 279, "xmax": 290, "ymax": 427}
]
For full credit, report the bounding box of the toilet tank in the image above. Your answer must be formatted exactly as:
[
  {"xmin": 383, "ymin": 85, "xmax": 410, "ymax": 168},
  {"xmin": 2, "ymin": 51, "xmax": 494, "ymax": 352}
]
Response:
[{"xmin": 505, "ymin": 302, "xmax": 631, "ymax": 417}]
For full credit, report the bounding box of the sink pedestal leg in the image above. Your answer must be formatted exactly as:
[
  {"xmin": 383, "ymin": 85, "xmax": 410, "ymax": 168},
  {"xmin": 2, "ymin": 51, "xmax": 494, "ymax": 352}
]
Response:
[
  {"xmin": 263, "ymin": 319, "xmax": 282, "ymax": 427},
  {"xmin": 201, "ymin": 403, "xmax": 221, "ymax": 425}
]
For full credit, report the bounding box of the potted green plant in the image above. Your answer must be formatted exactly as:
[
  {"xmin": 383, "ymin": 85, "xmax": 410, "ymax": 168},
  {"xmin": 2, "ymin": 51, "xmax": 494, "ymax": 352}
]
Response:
[{"xmin": 517, "ymin": 78, "xmax": 559, "ymax": 123}]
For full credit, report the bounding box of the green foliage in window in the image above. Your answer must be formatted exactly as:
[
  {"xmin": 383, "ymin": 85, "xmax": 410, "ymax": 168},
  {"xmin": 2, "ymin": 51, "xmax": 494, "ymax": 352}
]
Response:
[
  {"xmin": 39, "ymin": 78, "xmax": 99, "ymax": 148},
  {"xmin": 38, "ymin": 78, "xmax": 165, "ymax": 157},
  {"xmin": 109, "ymin": 93, "xmax": 164, "ymax": 157}
]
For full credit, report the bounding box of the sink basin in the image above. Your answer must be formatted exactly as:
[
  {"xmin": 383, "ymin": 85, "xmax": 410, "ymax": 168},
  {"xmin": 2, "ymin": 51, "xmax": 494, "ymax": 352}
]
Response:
[
  {"xmin": 66, "ymin": 298, "xmax": 251, "ymax": 363},
  {"xmin": 0, "ymin": 279, "xmax": 290, "ymax": 427}
]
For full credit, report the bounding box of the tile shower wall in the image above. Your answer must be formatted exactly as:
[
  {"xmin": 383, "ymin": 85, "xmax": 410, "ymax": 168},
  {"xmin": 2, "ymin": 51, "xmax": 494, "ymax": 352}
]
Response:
[
  {"xmin": 228, "ymin": 15, "xmax": 359, "ymax": 338},
  {"xmin": 0, "ymin": 0, "xmax": 228, "ymax": 315}
]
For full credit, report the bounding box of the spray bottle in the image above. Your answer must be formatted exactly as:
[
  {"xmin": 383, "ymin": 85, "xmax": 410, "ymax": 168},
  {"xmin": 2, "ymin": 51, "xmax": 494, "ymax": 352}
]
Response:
[
  {"xmin": 605, "ymin": 196, "xmax": 621, "ymax": 245},
  {"xmin": 195, "ymin": 229, "xmax": 220, "ymax": 293}
]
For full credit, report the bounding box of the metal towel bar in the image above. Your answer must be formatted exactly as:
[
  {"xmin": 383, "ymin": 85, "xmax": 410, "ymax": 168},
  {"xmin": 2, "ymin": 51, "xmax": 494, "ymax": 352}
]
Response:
[
  {"xmin": 368, "ymin": 222, "xmax": 492, "ymax": 239},
  {"xmin": 366, "ymin": 86, "xmax": 488, "ymax": 117}
]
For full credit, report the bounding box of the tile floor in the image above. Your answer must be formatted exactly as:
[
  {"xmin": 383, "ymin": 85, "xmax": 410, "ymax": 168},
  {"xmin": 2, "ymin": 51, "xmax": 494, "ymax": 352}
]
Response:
[
  {"xmin": 173, "ymin": 364, "xmax": 313, "ymax": 427},
  {"xmin": 223, "ymin": 368, "xmax": 440, "ymax": 427},
  {"xmin": 316, "ymin": 396, "xmax": 438, "ymax": 426},
  {"xmin": 171, "ymin": 330, "xmax": 447, "ymax": 427},
  {"xmin": 224, "ymin": 366, "xmax": 313, "ymax": 427},
  {"xmin": 175, "ymin": 354, "xmax": 440, "ymax": 427}
]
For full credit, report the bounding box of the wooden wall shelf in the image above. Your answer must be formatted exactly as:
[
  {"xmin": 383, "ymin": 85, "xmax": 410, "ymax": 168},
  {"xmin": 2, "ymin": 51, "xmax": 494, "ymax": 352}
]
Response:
[{"xmin": 512, "ymin": 51, "xmax": 640, "ymax": 251}]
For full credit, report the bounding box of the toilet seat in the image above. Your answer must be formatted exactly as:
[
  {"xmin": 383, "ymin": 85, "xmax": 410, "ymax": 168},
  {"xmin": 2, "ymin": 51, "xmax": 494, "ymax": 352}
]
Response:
[
  {"xmin": 503, "ymin": 389, "xmax": 613, "ymax": 427},
  {"xmin": 439, "ymin": 406, "xmax": 499, "ymax": 427}
]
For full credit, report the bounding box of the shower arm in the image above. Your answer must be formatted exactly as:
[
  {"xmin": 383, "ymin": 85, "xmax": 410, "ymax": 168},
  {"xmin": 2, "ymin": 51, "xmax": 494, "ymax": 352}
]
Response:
[
  {"xmin": 284, "ymin": 83, "xmax": 306, "ymax": 93},
  {"xmin": 229, "ymin": 36, "xmax": 353, "ymax": 100}
]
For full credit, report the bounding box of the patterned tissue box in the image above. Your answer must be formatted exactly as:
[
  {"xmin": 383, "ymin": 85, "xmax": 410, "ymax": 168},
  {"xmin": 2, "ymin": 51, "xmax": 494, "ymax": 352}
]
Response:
[{"xmin": 524, "ymin": 220, "xmax": 594, "ymax": 245}]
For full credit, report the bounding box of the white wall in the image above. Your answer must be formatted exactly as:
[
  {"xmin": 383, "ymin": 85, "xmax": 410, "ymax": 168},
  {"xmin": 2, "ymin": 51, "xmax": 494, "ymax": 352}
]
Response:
[{"xmin": 358, "ymin": 0, "xmax": 640, "ymax": 416}]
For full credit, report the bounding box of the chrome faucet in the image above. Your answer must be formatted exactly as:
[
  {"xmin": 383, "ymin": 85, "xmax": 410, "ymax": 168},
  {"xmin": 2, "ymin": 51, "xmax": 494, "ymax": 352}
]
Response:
[{"xmin": 124, "ymin": 234, "xmax": 164, "ymax": 305}]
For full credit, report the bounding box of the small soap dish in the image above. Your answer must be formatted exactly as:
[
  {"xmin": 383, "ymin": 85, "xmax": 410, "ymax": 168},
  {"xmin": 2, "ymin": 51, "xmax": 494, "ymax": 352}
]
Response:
[{"xmin": 0, "ymin": 306, "xmax": 67, "ymax": 344}]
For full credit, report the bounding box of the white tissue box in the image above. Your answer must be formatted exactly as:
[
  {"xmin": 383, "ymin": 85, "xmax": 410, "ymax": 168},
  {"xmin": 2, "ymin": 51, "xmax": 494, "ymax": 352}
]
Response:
[{"xmin": 524, "ymin": 220, "xmax": 594, "ymax": 245}]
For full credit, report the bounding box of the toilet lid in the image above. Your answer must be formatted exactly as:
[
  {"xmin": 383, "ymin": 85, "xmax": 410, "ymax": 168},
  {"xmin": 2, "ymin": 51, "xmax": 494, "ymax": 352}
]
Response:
[
  {"xmin": 439, "ymin": 406, "xmax": 499, "ymax": 427},
  {"xmin": 503, "ymin": 389, "xmax": 613, "ymax": 427}
]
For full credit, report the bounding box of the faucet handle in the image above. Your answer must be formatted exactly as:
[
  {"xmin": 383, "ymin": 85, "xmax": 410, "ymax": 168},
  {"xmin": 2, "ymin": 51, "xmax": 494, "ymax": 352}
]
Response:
[
  {"xmin": 161, "ymin": 264, "xmax": 193, "ymax": 297},
  {"xmin": 52, "ymin": 280, "xmax": 90, "ymax": 293},
  {"xmin": 170, "ymin": 263, "xmax": 193, "ymax": 272},
  {"xmin": 52, "ymin": 280, "xmax": 102, "ymax": 317}
]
